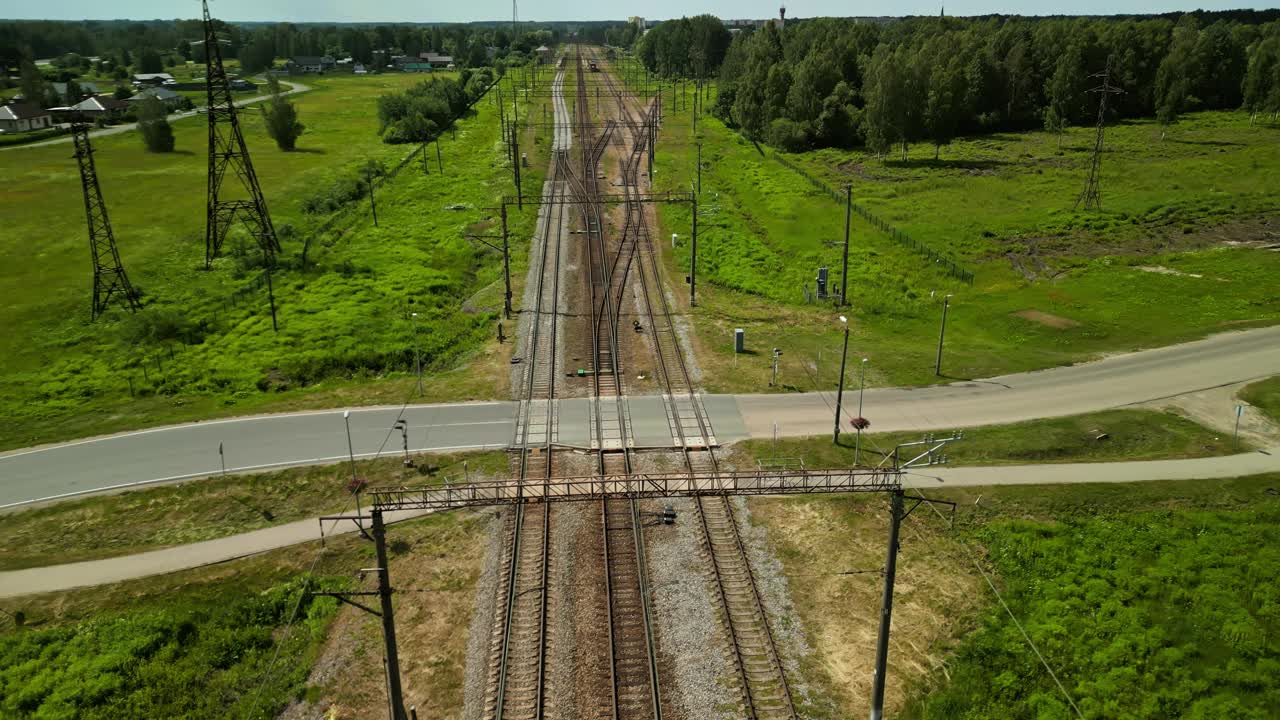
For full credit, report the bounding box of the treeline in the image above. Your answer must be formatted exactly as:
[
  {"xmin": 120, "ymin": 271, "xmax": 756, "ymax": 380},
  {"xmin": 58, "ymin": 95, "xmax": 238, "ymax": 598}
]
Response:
[
  {"xmin": 376, "ymin": 68, "xmax": 495, "ymax": 143},
  {"xmin": 0, "ymin": 19, "xmax": 568, "ymax": 78},
  {"xmin": 637, "ymin": 13, "xmax": 1280, "ymax": 154}
]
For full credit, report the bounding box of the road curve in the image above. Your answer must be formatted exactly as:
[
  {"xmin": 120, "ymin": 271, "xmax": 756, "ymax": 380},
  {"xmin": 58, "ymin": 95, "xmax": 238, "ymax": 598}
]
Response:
[{"xmin": 1, "ymin": 325, "xmax": 1277, "ymax": 509}]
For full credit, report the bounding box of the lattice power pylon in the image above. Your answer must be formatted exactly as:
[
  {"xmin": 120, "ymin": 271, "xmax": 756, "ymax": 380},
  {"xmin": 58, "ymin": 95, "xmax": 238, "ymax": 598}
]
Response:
[
  {"xmin": 73, "ymin": 123, "xmax": 141, "ymax": 320},
  {"xmin": 1076, "ymin": 58, "xmax": 1124, "ymax": 211},
  {"xmin": 201, "ymin": 0, "xmax": 279, "ymax": 267}
]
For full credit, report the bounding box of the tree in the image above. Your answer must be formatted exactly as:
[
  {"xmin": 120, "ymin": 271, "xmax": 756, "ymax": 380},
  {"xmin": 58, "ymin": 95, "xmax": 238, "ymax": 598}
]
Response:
[
  {"xmin": 1242, "ymin": 34, "xmax": 1280, "ymax": 124},
  {"xmin": 19, "ymin": 59, "xmax": 45, "ymax": 106},
  {"xmin": 139, "ymin": 96, "xmax": 175, "ymax": 152},
  {"xmin": 924, "ymin": 40, "xmax": 968, "ymax": 158},
  {"xmin": 1155, "ymin": 16, "xmax": 1202, "ymax": 137},
  {"xmin": 1044, "ymin": 45, "xmax": 1085, "ymax": 149},
  {"xmin": 261, "ymin": 75, "xmax": 304, "ymax": 151},
  {"xmin": 138, "ymin": 48, "xmax": 163, "ymax": 73}
]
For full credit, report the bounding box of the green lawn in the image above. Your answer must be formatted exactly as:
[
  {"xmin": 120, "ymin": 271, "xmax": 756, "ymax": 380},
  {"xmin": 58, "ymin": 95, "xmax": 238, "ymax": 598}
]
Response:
[
  {"xmin": 730, "ymin": 409, "xmax": 1242, "ymax": 469},
  {"xmin": 0, "ymin": 450, "xmax": 507, "ymax": 571},
  {"xmin": 1241, "ymin": 376, "xmax": 1280, "ymax": 425},
  {"xmin": 650, "ymin": 90, "xmax": 1280, "ymax": 394},
  {"xmin": 0, "ymin": 72, "xmax": 545, "ymax": 449}
]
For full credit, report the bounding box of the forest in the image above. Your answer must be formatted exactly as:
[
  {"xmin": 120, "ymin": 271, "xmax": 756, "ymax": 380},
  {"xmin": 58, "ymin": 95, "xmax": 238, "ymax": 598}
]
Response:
[{"xmin": 636, "ymin": 11, "xmax": 1280, "ymax": 155}]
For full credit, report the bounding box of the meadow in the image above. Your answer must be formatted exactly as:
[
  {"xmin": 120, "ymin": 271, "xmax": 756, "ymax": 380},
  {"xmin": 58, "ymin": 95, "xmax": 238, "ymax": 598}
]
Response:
[
  {"xmin": 0, "ymin": 71, "xmax": 546, "ymax": 449},
  {"xmin": 749, "ymin": 474, "xmax": 1280, "ymax": 719},
  {"xmin": 650, "ymin": 88, "xmax": 1280, "ymax": 394}
]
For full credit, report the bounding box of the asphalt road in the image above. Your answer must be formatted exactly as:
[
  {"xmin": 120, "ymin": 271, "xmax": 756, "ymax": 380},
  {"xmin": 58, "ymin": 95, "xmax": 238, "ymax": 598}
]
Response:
[{"xmin": 2, "ymin": 325, "xmax": 1277, "ymax": 509}]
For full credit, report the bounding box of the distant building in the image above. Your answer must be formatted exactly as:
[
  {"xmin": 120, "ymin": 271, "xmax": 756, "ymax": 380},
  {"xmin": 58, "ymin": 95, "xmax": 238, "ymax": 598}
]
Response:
[
  {"xmin": 127, "ymin": 86, "xmax": 183, "ymax": 109},
  {"xmin": 628, "ymin": 16, "xmax": 646, "ymax": 29},
  {"xmin": 52, "ymin": 81, "xmax": 102, "ymax": 103},
  {"xmin": 56, "ymin": 94, "xmax": 128, "ymax": 121},
  {"xmin": 353, "ymin": 63, "xmax": 368, "ymax": 75},
  {"xmin": 287, "ymin": 56, "xmax": 336, "ymax": 74},
  {"xmin": 419, "ymin": 52, "xmax": 454, "ymax": 69},
  {"xmin": 401, "ymin": 62, "xmax": 434, "ymax": 73},
  {"xmin": 535, "ymin": 46, "xmax": 552, "ymax": 64},
  {"xmin": 0, "ymin": 103, "xmax": 53, "ymax": 133},
  {"xmin": 132, "ymin": 73, "xmax": 175, "ymax": 86}
]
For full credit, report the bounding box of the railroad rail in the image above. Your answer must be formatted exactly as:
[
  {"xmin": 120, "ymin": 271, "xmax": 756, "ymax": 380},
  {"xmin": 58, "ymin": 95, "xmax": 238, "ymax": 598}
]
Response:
[
  {"xmin": 599, "ymin": 50, "xmax": 799, "ymax": 720},
  {"xmin": 485, "ymin": 65, "xmax": 572, "ymax": 720},
  {"xmin": 574, "ymin": 47, "xmax": 663, "ymax": 720}
]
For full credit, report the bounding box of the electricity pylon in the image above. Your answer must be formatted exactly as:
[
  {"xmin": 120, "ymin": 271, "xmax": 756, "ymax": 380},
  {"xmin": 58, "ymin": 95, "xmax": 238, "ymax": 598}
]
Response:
[
  {"xmin": 1075, "ymin": 58, "xmax": 1124, "ymax": 211},
  {"xmin": 73, "ymin": 123, "xmax": 141, "ymax": 320},
  {"xmin": 201, "ymin": 0, "xmax": 280, "ymax": 267}
]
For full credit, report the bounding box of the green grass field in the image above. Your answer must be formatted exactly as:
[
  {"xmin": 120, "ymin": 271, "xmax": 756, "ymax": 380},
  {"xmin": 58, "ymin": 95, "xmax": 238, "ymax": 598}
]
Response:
[
  {"xmin": 1241, "ymin": 376, "xmax": 1280, "ymax": 425},
  {"xmin": 750, "ymin": 474, "xmax": 1280, "ymax": 719},
  {"xmin": 0, "ymin": 72, "xmax": 544, "ymax": 449},
  {"xmin": 650, "ymin": 89, "xmax": 1280, "ymax": 395},
  {"xmin": 730, "ymin": 408, "xmax": 1242, "ymax": 469}
]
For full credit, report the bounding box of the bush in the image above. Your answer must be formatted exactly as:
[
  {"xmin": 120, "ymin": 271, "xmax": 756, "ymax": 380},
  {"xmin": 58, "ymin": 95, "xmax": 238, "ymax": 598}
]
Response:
[
  {"xmin": 261, "ymin": 76, "xmax": 305, "ymax": 151},
  {"xmin": 376, "ymin": 76, "xmax": 469, "ymax": 144},
  {"xmin": 766, "ymin": 118, "xmax": 810, "ymax": 152},
  {"xmin": 138, "ymin": 97, "xmax": 174, "ymax": 152}
]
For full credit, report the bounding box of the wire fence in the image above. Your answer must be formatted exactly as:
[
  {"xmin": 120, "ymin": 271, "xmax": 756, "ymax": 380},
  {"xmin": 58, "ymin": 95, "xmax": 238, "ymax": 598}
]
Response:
[{"xmin": 769, "ymin": 152, "xmax": 975, "ymax": 285}]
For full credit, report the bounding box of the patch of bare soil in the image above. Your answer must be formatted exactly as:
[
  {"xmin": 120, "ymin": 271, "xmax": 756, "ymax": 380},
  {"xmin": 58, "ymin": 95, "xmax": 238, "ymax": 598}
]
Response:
[
  {"xmin": 1001, "ymin": 212, "xmax": 1280, "ymax": 269},
  {"xmin": 744, "ymin": 495, "xmax": 984, "ymax": 719},
  {"xmin": 1013, "ymin": 309, "xmax": 1080, "ymax": 329}
]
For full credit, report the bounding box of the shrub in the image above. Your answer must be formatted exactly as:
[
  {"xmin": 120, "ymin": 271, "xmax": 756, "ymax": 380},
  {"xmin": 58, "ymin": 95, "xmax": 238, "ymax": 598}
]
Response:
[{"xmin": 138, "ymin": 97, "xmax": 174, "ymax": 152}]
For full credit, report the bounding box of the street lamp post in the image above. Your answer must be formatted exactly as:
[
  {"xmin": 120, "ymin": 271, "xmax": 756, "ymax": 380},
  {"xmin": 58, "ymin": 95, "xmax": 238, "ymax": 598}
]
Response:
[
  {"xmin": 411, "ymin": 312, "xmax": 422, "ymax": 397},
  {"xmin": 935, "ymin": 294, "xmax": 953, "ymax": 377},
  {"xmin": 344, "ymin": 410, "xmax": 361, "ymax": 519},
  {"xmin": 394, "ymin": 419, "xmax": 411, "ymax": 467},
  {"xmin": 856, "ymin": 357, "xmax": 869, "ymax": 465},
  {"xmin": 833, "ymin": 316, "xmax": 850, "ymax": 445}
]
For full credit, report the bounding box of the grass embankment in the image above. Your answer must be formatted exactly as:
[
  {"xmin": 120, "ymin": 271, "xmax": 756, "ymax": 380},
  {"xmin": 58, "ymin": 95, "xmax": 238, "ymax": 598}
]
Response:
[
  {"xmin": 0, "ymin": 72, "xmax": 546, "ymax": 451},
  {"xmin": 730, "ymin": 409, "xmax": 1243, "ymax": 469},
  {"xmin": 0, "ymin": 450, "xmax": 507, "ymax": 571},
  {"xmin": 1241, "ymin": 376, "xmax": 1280, "ymax": 425},
  {"xmin": 0, "ymin": 509, "xmax": 487, "ymax": 719},
  {"xmin": 749, "ymin": 474, "xmax": 1280, "ymax": 719},
  {"xmin": 649, "ymin": 88, "xmax": 1280, "ymax": 394}
]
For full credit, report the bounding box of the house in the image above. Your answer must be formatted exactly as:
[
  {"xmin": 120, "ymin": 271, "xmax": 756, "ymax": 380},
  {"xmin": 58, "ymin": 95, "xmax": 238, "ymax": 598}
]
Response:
[
  {"xmin": 132, "ymin": 73, "xmax": 176, "ymax": 86},
  {"xmin": 353, "ymin": 63, "xmax": 368, "ymax": 75},
  {"xmin": 401, "ymin": 63, "xmax": 434, "ymax": 73},
  {"xmin": 127, "ymin": 86, "xmax": 183, "ymax": 109},
  {"xmin": 0, "ymin": 103, "xmax": 54, "ymax": 133},
  {"xmin": 287, "ymin": 56, "xmax": 336, "ymax": 74},
  {"xmin": 57, "ymin": 94, "xmax": 128, "ymax": 121},
  {"xmin": 535, "ymin": 46, "xmax": 552, "ymax": 64},
  {"xmin": 51, "ymin": 81, "xmax": 102, "ymax": 103},
  {"xmin": 419, "ymin": 52, "xmax": 454, "ymax": 69}
]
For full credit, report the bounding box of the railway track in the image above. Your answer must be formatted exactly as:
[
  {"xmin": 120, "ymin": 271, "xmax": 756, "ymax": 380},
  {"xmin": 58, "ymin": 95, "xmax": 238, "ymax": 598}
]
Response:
[
  {"xmin": 596, "ymin": 48, "xmax": 798, "ymax": 720},
  {"xmin": 573, "ymin": 48, "xmax": 663, "ymax": 720},
  {"xmin": 485, "ymin": 64, "xmax": 572, "ymax": 720}
]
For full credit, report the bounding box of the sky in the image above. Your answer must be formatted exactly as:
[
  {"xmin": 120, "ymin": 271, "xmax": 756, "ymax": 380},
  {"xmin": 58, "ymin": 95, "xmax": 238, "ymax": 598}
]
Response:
[{"xmin": 6, "ymin": 0, "xmax": 1276, "ymax": 23}]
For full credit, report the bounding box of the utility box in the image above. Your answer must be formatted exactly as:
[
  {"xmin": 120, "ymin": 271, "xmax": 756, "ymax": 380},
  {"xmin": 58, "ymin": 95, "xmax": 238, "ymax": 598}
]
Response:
[
  {"xmin": 521, "ymin": 152, "xmax": 529, "ymax": 168},
  {"xmin": 816, "ymin": 266, "xmax": 829, "ymax": 299},
  {"xmin": 734, "ymin": 328, "xmax": 745, "ymax": 353}
]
